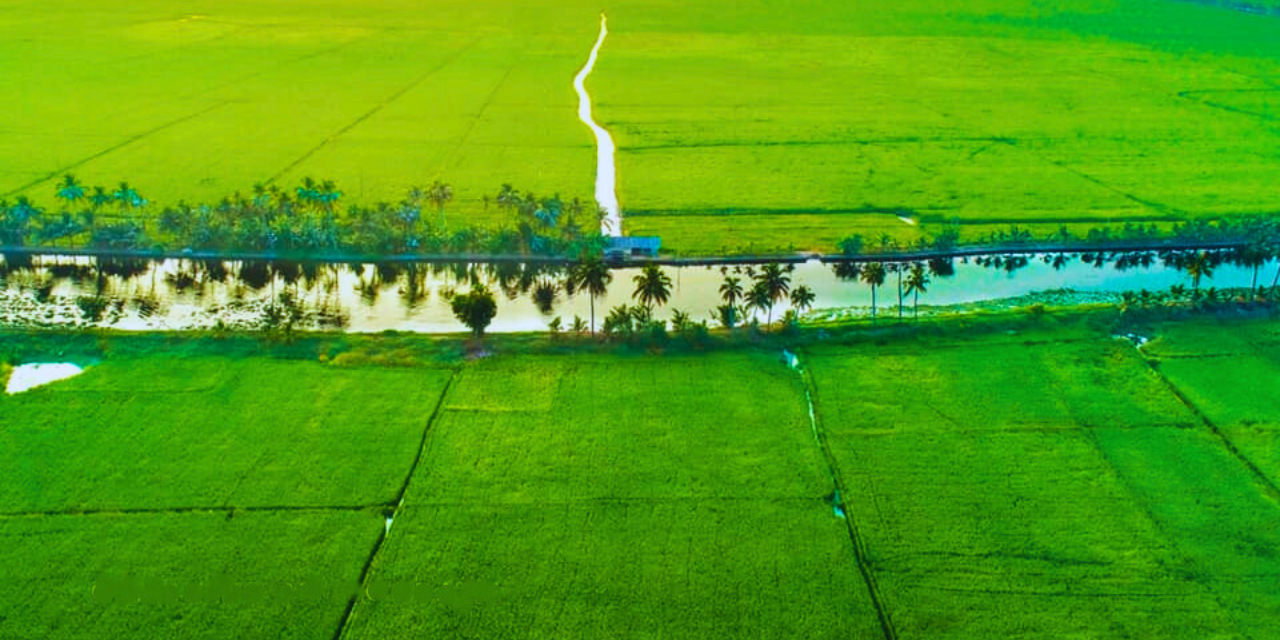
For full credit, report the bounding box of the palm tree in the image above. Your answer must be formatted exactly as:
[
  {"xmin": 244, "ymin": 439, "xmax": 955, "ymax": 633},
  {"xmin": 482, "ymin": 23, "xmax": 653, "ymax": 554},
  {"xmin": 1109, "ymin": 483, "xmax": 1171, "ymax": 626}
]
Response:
[
  {"xmin": 632, "ymin": 263, "xmax": 673, "ymax": 310},
  {"xmin": 745, "ymin": 281, "xmax": 772, "ymax": 325},
  {"xmin": 754, "ymin": 263, "xmax": 791, "ymax": 327},
  {"xmin": 1238, "ymin": 243, "xmax": 1268, "ymax": 294},
  {"xmin": 893, "ymin": 263, "xmax": 905, "ymax": 318},
  {"xmin": 428, "ymin": 180, "xmax": 453, "ymax": 227},
  {"xmin": 1186, "ymin": 251, "xmax": 1214, "ymax": 291},
  {"xmin": 861, "ymin": 262, "xmax": 886, "ymax": 319},
  {"xmin": 790, "ymin": 285, "xmax": 815, "ymax": 317},
  {"xmin": 719, "ymin": 275, "xmax": 744, "ymax": 308},
  {"xmin": 904, "ymin": 263, "xmax": 930, "ymax": 320},
  {"xmin": 567, "ymin": 258, "xmax": 611, "ymax": 335},
  {"xmin": 55, "ymin": 174, "xmax": 85, "ymax": 208},
  {"xmin": 496, "ymin": 184, "xmax": 518, "ymax": 211},
  {"xmin": 113, "ymin": 182, "xmax": 144, "ymax": 211}
]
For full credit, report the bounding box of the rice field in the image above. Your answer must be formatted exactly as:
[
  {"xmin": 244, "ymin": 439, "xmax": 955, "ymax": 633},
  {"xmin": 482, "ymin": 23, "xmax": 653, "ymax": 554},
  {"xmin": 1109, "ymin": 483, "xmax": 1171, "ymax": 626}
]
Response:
[
  {"xmin": 4, "ymin": 0, "xmax": 1279, "ymax": 254},
  {"xmin": 3, "ymin": 313, "xmax": 1279, "ymax": 638}
]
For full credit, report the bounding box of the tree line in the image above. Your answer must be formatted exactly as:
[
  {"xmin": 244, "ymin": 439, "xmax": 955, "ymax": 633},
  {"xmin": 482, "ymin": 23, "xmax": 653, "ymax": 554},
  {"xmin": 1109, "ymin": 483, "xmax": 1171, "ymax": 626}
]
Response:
[{"xmin": 0, "ymin": 175, "xmax": 609, "ymax": 258}]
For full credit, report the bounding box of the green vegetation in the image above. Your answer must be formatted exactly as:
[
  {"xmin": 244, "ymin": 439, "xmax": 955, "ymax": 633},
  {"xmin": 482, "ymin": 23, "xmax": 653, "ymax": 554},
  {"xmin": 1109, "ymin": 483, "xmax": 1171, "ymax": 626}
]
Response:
[
  {"xmin": 5, "ymin": 1, "xmax": 1280, "ymax": 256},
  {"xmin": 0, "ymin": 0, "xmax": 602, "ymax": 225},
  {"xmin": 341, "ymin": 352, "xmax": 885, "ymax": 638},
  {"xmin": 3, "ymin": 300, "xmax": 1280, "ymax": 638},
  {"xmin": 596, "ymin": 0, "xmax": 1280, "ymax": 251},
  {"xmin": 805, "ymin": 320, "xmax": 1280, "ymax": 637},
  {"xmin": 0, "ymin": 356, "xmax": 453, "ymax": 511},
  {"xmin": 0, "ymin": 511, "xmax": 381, "ymax": 640}
]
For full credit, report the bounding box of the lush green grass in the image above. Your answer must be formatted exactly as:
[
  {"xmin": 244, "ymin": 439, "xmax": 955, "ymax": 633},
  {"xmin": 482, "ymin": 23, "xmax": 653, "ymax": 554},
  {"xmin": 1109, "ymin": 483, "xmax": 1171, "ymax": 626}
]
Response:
[
  {"xmin": 342, "ymin": 352, "xmax": 887, "ymax": 638},
  {"xmin": 5, "ymin": 311, "xmax": 1280, "ymax": 637},
  {"xmin": 0, "ymin": 355, "xmax": 453, "ymax": 511},
  {"xmin": 594, "ymin": 0, "xmax": 1280, "ymax": 251},
  {"xmin": 0, "ymin": 510, "xmax": 381, "ymax": 639},
  {"xmin": 805, "ymin": 326, "xmax": 1280, "ymax": 637},
  {"xmin": 0, "ymin": 0, "xmax": 601, "ymax": 227},
  {"xmin": 6, "ymin": 1, "xmax": 1280, "ymax": 254}
]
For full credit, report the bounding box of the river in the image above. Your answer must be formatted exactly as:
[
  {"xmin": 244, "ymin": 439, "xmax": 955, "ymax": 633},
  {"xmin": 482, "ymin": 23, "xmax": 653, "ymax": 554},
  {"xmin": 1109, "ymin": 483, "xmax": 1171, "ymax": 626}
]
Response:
[{"xmin": 0, "ymin": 251, "xmax": 1269, "ymax": 334}]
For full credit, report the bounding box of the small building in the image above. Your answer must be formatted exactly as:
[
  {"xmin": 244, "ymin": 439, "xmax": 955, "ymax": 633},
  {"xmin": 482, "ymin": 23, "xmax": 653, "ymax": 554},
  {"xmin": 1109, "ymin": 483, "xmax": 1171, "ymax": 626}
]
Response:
[{"xmin": 605, "ymin": 236, "xmax": 661, "ymax": 259}]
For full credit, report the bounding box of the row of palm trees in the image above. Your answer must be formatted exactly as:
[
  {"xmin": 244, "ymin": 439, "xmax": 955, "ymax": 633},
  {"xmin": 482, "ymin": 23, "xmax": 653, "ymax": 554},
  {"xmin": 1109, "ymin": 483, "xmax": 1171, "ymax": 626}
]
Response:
[{"xmin": 0, "ymin": 175, "xmax": 608, "ymax": 258}]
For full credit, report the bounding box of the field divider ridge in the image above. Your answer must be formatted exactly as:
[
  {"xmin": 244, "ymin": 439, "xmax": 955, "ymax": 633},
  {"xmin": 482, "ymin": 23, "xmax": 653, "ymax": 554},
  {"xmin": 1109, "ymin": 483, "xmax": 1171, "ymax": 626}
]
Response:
[
  {"xmin": 790, "ymin": 350, "xmax": 898, "ymax": 640},
  {"xmin": 1137, "ymin": 350, "xmax": 1280, "ymax": 502},
  {"xmin": 332, "ymin": 365, "xmax": 459, "ymax": 640},
  {"xmin": 268, "ymin": 38, "xmax": 484, "ymax": 184},
  {"xmin": 3, "ymin": 102, "xmax": 233, "ymax": 199}
]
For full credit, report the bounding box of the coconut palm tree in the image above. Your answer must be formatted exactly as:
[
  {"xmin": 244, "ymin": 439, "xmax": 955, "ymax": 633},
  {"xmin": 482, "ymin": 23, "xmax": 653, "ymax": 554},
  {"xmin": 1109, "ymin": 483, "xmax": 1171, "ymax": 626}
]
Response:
[
  {"xmin": 905, "ymin": 263, "xmax": 930, "ymax": 320},
  {"xmin": 567, "ymin": 258, "xmax": 611, "ymax": 335},
  {"xmin": 861, "ymin": 262, "xmax": 886, "ymax": 319},
  {"xmin": 632, "ymin": 263, "xmax": 672, "ymax": 310},
  {"xmin": 745, "ymin": 281, "xmax": 772, "ymax": 326},
  {"xmin": 55, "ymin": 174, "xmax": 85, "ymax": 209},
  {"xmin": 893, "ymin": 263, "xmax": 905, "ymax": 318},
  {"xmin": 496, "ymin": 184, "xmax": 518, "ymax": 211},
  {"xmin": 790, "ymin": 285, "xmax": 816, "ymax": 316},
  {"xmin": 112, "ymin": 182, "xmax": 144, "ymax": 211},
  {"xmin": 719, "ymin": 275, "xmax": 744, "ymax": 308},
  {"xmin": 754, "ymin": 263, "xmax": 791, "ymax": 327},
  {"xmin": 1185, "ymin": 251, "xmax": 1214, "ymax": 291},
  {"xmin": 1237, "ymin": 243, "xmax": 1268, "ymax": 294},
  {"xmin": 428, "ymin": 180, "xmax": 453, "ymax": 227}
]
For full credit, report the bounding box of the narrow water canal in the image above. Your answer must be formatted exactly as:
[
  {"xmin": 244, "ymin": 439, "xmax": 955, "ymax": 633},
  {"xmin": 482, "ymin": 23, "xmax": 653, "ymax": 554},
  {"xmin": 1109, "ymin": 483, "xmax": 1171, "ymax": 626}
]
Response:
[
  {"xmin": 0, "ymin": 251, "xmax": 1268, "ymax": 333},
  {"xmin": 573, "ymin": 14, "xmax": 620, "ymax": 236}
]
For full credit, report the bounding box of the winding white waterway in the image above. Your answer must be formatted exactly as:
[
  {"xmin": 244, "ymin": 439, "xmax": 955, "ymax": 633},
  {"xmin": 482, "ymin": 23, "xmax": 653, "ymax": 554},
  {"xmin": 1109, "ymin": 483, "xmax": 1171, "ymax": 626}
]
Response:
[
  {"xmin": 573, "ymin": 14, "xmax": 621, "ymax": 236},
  {"xmin": 6, "ymin": 363, "xmax": 84, "ymax": 394}
]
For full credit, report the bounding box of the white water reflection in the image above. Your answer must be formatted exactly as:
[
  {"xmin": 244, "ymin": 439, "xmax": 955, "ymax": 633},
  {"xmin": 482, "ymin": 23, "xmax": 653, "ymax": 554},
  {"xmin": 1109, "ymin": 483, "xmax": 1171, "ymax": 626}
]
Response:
[
  {"xmin": 573, "ymin": 14, "xmax": 620, "ymax": 235},
  {"xmin": 6, "ymin": 363, "xmax": 84, "ymax": 394},
  {"xmin": 0, "ymin": 253, "xmax": 1269, "ymax": 334}
]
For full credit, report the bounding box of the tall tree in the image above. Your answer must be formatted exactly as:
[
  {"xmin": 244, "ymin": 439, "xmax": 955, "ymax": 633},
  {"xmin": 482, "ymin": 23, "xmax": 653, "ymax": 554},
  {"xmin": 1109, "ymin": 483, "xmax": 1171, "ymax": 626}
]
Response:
[
  {"xmin": 1186, "ymin": 251, "xmax": 1214, "ymax": 291},
  {"xmin": 428, "ymin": 180, "xmax": 453, "ymax": 227},
  {"xmin": 55, "ymin": 174, "xmax": 85, "ymax": 208},
  {"xmin": 745, "ymin": 281, "xmax": 772, "ymax": 326},
  {"xmin": 754, "ymin": 263, "xmax": 791, "ymax": 327},
  {"xmin": 904, "ymin": 263, "xmax": 930, "ymax": 320},
  {"xmin": 790, "ymin": 285, "xmax": 816, "ymax": 316},
  {"xmin": 451, "ymin": 286, "xmax": 497, "ymax": 338},
  {"xmin": 719, "ymin": 275, "xmax": 744, "ymax": 308},
  {"xmin": 632, "ymin": 263, "xmax": 673, "ymax": 310},
  {"xmin": 567, "ymin": 258, "xmax": 612, "ymax": 335},
  {"xmin": 861, "ymin": 262, "xmax": 886, "ymax": 319}
]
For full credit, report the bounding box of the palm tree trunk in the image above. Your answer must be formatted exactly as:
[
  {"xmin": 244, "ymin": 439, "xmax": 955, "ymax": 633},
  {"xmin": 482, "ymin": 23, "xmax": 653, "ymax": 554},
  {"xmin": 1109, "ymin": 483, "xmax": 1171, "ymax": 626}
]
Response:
[
  {"xmin": 589, "ymin": 294, "xmax": 596, "ymax": 336},
  {"xmin": 1273, "ymin": 260, "xmax": 1280, "ymax": 289},
  {"xmin": 871, "ymin": 285, "xmax": 877, "ymax": 319},
  {"xmin": 897, "ymin": 269, "xmax": 903, "ymax": 319},
  {"xmin": 914, "ymin": 290, "xmax": 919, "ymax": 320},
  {"xmin": 1253, "ymin": 265, "xmax": 1259, "ymax": 294}
]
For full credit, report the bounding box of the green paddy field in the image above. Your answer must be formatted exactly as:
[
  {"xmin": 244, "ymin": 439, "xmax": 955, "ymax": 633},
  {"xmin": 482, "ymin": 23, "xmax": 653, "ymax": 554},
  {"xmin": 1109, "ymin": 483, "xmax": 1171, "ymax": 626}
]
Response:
[
  {"xmin": 3, "ymin": 0, "xmax": 1280, "ymax": 253},
  {"xmin": 2, "ymin": 310, "xmax": 1278, "ymax": 638}
]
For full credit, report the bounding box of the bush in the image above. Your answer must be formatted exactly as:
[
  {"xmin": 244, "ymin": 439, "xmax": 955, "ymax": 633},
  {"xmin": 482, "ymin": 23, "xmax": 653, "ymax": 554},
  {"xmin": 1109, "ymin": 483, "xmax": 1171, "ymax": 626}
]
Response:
[{"xmin": 450, "ymin": 286, "xmax": 497, "ymax": 338}]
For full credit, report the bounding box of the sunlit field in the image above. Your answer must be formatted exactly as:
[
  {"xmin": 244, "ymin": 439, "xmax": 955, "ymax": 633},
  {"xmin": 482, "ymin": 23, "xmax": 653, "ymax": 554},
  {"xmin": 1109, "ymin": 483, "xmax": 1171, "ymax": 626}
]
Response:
[
  {"xmin": 4, "ymin": 0, "xmax": 1279, "ymax": 254},
  {"xmin": 3, "ymin": 313, "xmax": 1279, "ymax": 637},
  {"xmin": 597, "ymin": 0, "xmax": 1280, "ymax": 251},
  {"xmin": 0, "ymin": 0, "xmax": 602, "ymax": 228}
]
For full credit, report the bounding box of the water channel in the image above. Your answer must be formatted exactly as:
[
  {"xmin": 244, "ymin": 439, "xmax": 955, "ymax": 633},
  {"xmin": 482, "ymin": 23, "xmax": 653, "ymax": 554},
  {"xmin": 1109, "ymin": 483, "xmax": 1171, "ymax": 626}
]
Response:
[{"xmin": 0, "ymin": 251, "xmax": 1269, "ymax": 334}]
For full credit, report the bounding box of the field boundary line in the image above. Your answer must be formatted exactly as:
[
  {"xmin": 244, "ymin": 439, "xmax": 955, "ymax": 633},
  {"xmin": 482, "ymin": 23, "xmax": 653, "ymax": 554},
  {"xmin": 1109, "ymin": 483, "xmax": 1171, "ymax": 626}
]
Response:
[
  {"xmin": 1140, "ymin": 353, "xmax": 1280, "ymax": 502},
  {"xmin": 437, "ymin": 58, "xmax": 519, "ymax": 175},
  {"xmin": 997, "ymin": 139, "xmax": 1185, "ymax": 217},
  {"xmin": 333, "ymin": 366, "xmax": 459, "ymax": 640},
  {"xmin": 793, "ymin": 352, "xmax": 898, "ymax": 640},
  {"xmin": 2, "ymin": 103, "xmax": 231, "ymax": 199},
  {"xmin": 268, "ymin": 38, "xmax": 483, "ymax": 183}
]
